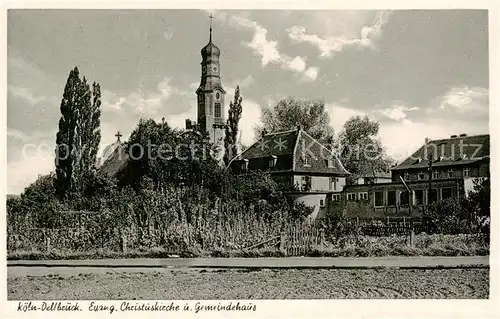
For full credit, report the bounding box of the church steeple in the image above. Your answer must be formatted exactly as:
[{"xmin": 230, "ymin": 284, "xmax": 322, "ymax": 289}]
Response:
[{"xmin": 195, "ymin": 14, "xmax": 226, "ymax": 146}]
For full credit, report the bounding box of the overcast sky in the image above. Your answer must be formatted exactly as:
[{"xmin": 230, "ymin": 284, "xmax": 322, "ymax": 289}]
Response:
[{"xmin": 7, "ymin": 9, "xmax": 489, "ymax": 194}]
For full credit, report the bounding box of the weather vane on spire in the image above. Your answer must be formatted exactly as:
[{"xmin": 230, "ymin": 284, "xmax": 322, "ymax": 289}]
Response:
[{"xmin": 209, "ymin": 13, "xmax": 214, "ymax": 42}]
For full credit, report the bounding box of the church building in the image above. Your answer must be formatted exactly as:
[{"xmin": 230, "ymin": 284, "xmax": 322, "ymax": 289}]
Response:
[
  {"xmin": 99, "ymin": 18, "xmax": 229, "ymax": 181},
  {"xmin": 185, "ymin": 18, "xmax": 226, "ymax": 154}
]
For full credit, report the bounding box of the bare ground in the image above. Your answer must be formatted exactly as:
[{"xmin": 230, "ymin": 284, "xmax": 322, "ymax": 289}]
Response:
[{"xmin": 8, "ymin": 268, "xmax": 489, "ymax": 299}]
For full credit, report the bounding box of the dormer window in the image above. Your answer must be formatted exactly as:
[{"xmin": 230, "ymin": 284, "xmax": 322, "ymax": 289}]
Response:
[
  {"xmin": 327, "ymin": 158, "xmax": 334, "ymax": 168},
  {"xmin": 241, "ymin": 159, "xmax": 249, "ymax": 172},
  {"xmin": 418, "ymin": 171, "xmax": 425, "ymax": 180},
  {"xmin": 304, "ymin": 156, "xmax": 311, "ymax": 167},
  {"xmin": 269, "ymin": 155, "xmax": 277, "ymax": 168},
  {"xmin": 404, "ymin": 172, "xmax": 410, "ymax": 180}
]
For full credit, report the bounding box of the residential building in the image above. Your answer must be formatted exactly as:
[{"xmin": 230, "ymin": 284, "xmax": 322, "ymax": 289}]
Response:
[
  {"xmin": 337, "ymin": 133, "xmax": 490, "ymax": 219},
  {"xmin": 229, "ymin": 127, "xmax": 350, "ymax": 220},
  {"xmin": 355, "ymin": 167, "xmax": 392, "ymax": 185}
]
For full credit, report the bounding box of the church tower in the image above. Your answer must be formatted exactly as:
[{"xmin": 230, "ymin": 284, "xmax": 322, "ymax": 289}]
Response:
[{"xmin": 196, "ymin": 17, "xmax": 226, "ymax": 147}]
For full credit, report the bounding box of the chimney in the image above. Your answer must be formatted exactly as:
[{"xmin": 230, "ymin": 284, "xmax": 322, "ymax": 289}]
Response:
[
  {"xmin": 185, "ymin": 119, "xmax": 192, "ymax": 130},
  {"xmin": 459, "ymin": 133, "xmax": 467, "ymax": 137},
  {"xmin": 450, "ymin": 134, "xmax": 458, "ymax": 138},
  {"xmin": 424, "ymin": 137, "xmax": 430, "ymax": 144}
]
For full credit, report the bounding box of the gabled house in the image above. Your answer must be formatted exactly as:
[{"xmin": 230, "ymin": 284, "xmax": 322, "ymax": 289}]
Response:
[
  {"xmin": 229, "ymin": 127, "xmax": 350, "ymax": 220},
  {"xmin": 391, "ymin": 134, "xmax": 490, "ymax": 193}
]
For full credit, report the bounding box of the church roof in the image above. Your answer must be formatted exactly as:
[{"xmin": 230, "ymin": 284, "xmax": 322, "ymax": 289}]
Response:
[
  {"xmin": 99, "ymin": 142, "xmax": 129, "ymax": 177},
  {"xmin": 97, "ymin": 141, "xmax": 122, "ymax": 168},
  {"xmin": 201, "ymin": 41, "xmax": 220, "ymax": 58}
]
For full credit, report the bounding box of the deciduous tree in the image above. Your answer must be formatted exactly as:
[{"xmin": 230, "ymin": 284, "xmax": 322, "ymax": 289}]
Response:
[
  {"xmin": 335, "ymin": 115, "xmax": 392, "ymax": 184},
  {"xmin": 55, "ymin": 67, "xmax": 102, "ymax": 197},
  {"xmin": 55, "ymin": 67, "xmax": 81, "ymax": 196},
  {"xmin": 255, "ymin": 97, "xmax": 335, "ymax": 146}
]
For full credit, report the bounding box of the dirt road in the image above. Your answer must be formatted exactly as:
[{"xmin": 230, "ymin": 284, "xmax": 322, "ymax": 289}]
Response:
[{"xmin": 8, "ymin": 267, "xmax": 489, "ymax": 299}]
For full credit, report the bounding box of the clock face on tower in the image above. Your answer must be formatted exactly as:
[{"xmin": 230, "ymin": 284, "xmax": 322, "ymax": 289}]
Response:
[
  {"xmin": 212, "ymin": 66, "xmax": 218, "ymax": 73},
  {"xmin": 216, "ymin": 92, "xmax": 220, "ymax": 100}
]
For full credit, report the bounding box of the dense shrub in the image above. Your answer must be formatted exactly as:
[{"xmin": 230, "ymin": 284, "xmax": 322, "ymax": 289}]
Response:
[
  {"xmin": 423, "ymin": 198, "xmax": 471, "ymax": 234},
  {"xmin": 423, "ymin": 178, "xmax": 490, "ymax": 235}
]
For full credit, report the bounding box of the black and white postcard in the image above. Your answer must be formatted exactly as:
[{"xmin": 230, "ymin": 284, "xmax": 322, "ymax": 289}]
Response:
[{"xmin": 1, "ymin": 1, "xmax": 498, "ymax": 318}]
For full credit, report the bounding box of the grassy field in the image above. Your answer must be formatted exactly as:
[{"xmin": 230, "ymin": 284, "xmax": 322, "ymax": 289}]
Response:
[{"xmin": 8, "ymin": 268, "xmax": 489, "ymax": 299}]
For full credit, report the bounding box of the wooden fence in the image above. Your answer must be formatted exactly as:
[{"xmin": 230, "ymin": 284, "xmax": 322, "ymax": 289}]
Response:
[{"xmin": 282, "ymin": 224, "xmax": 324, "ymax": 256}]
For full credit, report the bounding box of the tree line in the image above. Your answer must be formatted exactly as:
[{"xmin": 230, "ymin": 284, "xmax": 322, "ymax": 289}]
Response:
[{"xmin": 19, "ymin": 66, "xmax": 395, "ymax": 203}]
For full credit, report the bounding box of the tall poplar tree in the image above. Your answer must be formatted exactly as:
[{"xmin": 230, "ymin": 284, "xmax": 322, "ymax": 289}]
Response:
[
  {"xmin": 55, "ymin": 67, "xmax": 102, "ymax": 197},
  {"xmin": 223, "ymin": 86, "xmax": 243, "ymax": 166},
  {"xmin": 55, "ymin": 67, "xmax": 81, "ymax": 197}
]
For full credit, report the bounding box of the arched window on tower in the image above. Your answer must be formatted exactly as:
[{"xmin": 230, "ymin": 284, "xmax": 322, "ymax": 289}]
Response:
[{"xmin": 215, "ymin": 102, "xmax": 221, "ymax": 118}]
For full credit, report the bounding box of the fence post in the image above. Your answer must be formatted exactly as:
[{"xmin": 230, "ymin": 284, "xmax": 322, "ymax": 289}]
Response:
[
  {"xmin": 45, "ymin": 232, "xmax": 51, "ymax": 253},
  {"xmin": 121, "ymin": 234, "xmax": 127, "ymax": 253},
  {"xmin": 279, "ymin": 233, "xmax": 286, "ymax": 255}
]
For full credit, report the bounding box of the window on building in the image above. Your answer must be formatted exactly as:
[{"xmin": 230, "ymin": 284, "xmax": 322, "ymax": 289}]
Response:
[
  {"xmin": 358, "ymin": 192, "xmax": 368, "ymax": 201},
  {"xmin": 447, "ymin": 169, "xmax": 454, "ymax": 178},
  {"xmin": 327, "ymin": 159, "xmax": 334, "ymax": 168},
  {"xmin": 214, "ymin": 103, "xmax": 221, "ymax": 118},
  {"xmin": 304, "ymin": 157, "xmax": 311, "ymax": 166},
  {"xmin": 374, "ymin": 191, "xmax": 384, "ymax": 207},
  {"xmin": 414, "ymin": 189, "xmax": 424, "ymax": 205},
  {"xmin": 404, "ymin": 172, "xmax": 410, "ymax": 180},
  {"xmin": 347, "ymin": 193, "xmax": 356, "ymax": 201},
  {"xmin": 387, "ymin": 190, "xmax": 396, "ymax": 206},
  {"xmin": 329, "ymin": 177, "xmax": 338, "ymax": 191},
  {"xmin": 418, "ymin": 171, "xmax": 425, "ymax": 180},
  {"xmin": 432, "ymin": 170, "xmax": 439, "ymax": 179},
  {"xmin": 463, "ymin": 167, "xmax": 470, "ymax": 177},
  {"xmin": 441, "ymin": 187, "xmax": 453, "ymax": 199},
  {"xmin": 400, "ymin": 191, "xmax": 409, "ymax": 206},
  {"xmin": 241, "ymin": 160, "xmax": 248, "ymax": 172},
  {"xmin": 269, "ymin": 156, "xmax": 277, "ymax": 168},
  {"xmin": 428, "ymin": 188, "xmax": 439, "ymax": 204},
  {"xmin": 301, "ymin": 176, "xmax": 311, "ymax": 191},
  {"xmin": 319, "ymin": 199, "xmax": 325, "ymax": 207},
  {"xmin": 332, "ymin": 194, "xmax": 341, "ymax": 202}
]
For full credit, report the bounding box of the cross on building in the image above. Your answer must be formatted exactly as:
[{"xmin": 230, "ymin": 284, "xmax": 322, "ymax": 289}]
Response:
[
  {"xmin": 115, "ymin": 131, "xmax": 122, "ymax": 143},
  {"xmin": 208, "ymin": 13, "xmax": 214, "ymax": 41},
  {"xmin": 209, "ymin": 13, "xmax": 214, "ymax": 26}
]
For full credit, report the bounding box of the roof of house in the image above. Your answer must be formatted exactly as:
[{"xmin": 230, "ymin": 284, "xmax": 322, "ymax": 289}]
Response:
[
  {"xmin": 98, "ymin": 143, "xmax": 130, "ymax": 177},
  {"xmin": 391, "ymin": 134, "xmax": 490, "ymax": 171},
  {"xmin": 235, "ymin": 129, "xmax": 299, "ymax": 159},
  {"xmin": 231, "ymin": 128, "xmax": 350, "ymax": 176},
  {"xmin": 359, "ymin": 167, "xmax": 392, "ymax": 179}
]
